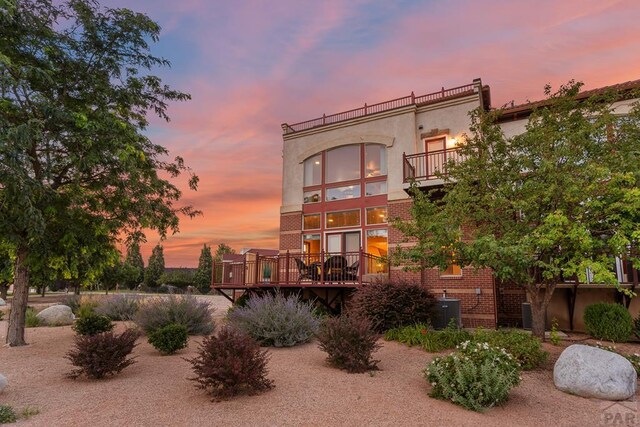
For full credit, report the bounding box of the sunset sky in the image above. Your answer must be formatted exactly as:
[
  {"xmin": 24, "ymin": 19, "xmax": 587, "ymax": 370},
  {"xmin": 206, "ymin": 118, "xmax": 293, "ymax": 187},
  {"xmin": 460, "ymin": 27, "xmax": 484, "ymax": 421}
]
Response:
[{"xmin": 106, "ymin": 0, "xmax": 640, "ymax": 267}]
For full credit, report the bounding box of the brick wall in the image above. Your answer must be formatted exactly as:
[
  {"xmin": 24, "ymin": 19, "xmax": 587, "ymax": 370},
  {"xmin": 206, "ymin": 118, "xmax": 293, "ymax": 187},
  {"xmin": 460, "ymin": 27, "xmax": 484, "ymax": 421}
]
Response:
[
  {"xmin": 496, "ymin": 282, "xmax": 527, "ymax": 327},
  {"xmin": 279, "ymin": 211, "xmax": 302, "ymax": 252},
  {"xmin": 388, "ymin": 199, "xmax": 497, "ymax": 328}
]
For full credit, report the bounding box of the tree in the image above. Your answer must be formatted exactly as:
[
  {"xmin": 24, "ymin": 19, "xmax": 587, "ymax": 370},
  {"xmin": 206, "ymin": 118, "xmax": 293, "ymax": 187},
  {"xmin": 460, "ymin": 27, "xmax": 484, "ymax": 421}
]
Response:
[
  {"xmin": 213, "ymin": 243, "xmax": 235, "ymax": 284},
  {"xmin": 194, "ymin": 244, "xmax": 212, "ymax": 293},
  {"xmin": 158, "ymin": 268, "xmax": 195, "ymax": 290},
  {"xmin": 145, "ymin": 244, "xmax": 165, "ymax": 288},
  {"xmin": 123, "ymin": 242, "xmax": 144, "ymax": 289},
  {"xmin": 394, "ymin": 82, "xmax": 640, "ymax": 340},
  {"xmin": 0, "ymin": 1, "xmax": 198, "ymax": 346},
  {"xmin": 0, "ymin": 242, "xmax": 13, "ymax": 300}
]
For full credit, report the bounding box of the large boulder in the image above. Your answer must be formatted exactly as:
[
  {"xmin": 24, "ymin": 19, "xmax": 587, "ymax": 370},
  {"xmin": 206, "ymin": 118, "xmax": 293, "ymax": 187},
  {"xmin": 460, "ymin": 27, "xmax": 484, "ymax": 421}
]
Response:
[
  {"xmin": 554, "ymin": 344, "xmax": 637, "ymax": 400},
  {"xmin": 0, "ymin": 297, "xmax": 6, "ymax": 306},
  {"xmin": 0, "ymin": 374, "xmax": 7, "ymax": 393},
  {"xmin": 36, "ymin": 304, "xmax": 75, "ymax": 326}
]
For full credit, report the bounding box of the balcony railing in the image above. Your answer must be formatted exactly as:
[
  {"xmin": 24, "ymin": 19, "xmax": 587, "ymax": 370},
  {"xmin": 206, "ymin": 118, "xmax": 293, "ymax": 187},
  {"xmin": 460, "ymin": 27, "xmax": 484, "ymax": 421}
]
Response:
[
  {"xmin": 212, "ymin": 250, "xmax": 388, "ymax": 288},
  {"xmin": 403, "ymin": 149, "xmax": 463, "ymax": 183},
  {"xmin": 282, "ymin": 83, "xmax": 477, "ymax": 135}
]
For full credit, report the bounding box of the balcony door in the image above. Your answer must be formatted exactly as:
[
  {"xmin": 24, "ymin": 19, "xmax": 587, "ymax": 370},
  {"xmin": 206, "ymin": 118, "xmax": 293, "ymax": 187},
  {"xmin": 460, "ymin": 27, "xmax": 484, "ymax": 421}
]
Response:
[
  {"xmin": 326, "ymin": 231, "xmax": 360, "ymax": 255},
  {"xmin": 425, "ymin": 137, "xmax": 446, "ymax": 178}
]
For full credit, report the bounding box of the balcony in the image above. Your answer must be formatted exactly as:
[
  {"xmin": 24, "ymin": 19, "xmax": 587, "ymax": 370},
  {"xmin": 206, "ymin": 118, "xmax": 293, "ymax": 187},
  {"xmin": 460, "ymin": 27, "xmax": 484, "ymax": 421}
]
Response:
[
  {"xmin": 403, "ymin": 148, "xmax": 463, "ymax": 184},
  {"xmin": 212, "ymin": 250, "xmax": 388, "ymax": 291}
]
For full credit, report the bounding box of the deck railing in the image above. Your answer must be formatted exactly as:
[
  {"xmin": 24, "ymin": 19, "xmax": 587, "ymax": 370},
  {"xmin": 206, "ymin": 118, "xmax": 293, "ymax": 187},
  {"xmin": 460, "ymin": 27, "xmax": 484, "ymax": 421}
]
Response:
[
  {"xmin": 282, "ymin": 83, "xmax": 477, "ymax": 134},
  {"xmin": 402, "ymin": 149, "xmax": 463, "ymax": 183},
  {"xmin": 212, "ymin": 250, "xmax": 389, "ymax": 287}
]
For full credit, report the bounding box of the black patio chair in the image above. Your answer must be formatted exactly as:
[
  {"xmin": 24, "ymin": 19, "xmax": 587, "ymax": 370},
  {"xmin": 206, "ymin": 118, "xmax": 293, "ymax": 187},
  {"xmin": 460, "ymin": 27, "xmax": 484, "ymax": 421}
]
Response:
[
  {"xmin": 294, "ymin": 258, "xmax": 312, "ymax": 284},
  {"xmin": 344, "ymin": 260, "xmax": 360, "ymax": 281},
  {"xmin": 324, "ymin": 255, "xmax": 348, "ymax": 282}
]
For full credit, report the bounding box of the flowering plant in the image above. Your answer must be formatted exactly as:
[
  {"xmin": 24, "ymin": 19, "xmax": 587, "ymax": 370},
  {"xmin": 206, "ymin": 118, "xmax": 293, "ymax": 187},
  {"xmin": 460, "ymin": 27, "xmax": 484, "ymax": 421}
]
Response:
[{"xmin": 424, "ymin": 341, "xmax": 521, "ymax": 412}]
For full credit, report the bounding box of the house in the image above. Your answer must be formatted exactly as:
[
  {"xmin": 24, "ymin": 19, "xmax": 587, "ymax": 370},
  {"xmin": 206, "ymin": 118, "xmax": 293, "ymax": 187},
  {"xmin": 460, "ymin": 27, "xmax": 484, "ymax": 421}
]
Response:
[{"xmin": 213, "ymin": 78, "xmax": 640, "ymax": 330}]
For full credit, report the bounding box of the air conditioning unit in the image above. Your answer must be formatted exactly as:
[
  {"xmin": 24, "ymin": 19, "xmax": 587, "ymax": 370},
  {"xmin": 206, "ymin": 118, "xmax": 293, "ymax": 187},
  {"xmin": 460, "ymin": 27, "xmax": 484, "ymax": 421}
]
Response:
[{"xmin": 432, "ymin": 298, "xmax": 461, "ymax": 329}]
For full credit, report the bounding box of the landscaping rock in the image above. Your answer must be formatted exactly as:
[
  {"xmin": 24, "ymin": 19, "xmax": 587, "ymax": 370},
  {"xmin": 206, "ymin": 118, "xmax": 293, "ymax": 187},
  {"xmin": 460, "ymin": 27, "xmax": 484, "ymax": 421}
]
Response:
[
  {"xmin": 0, "ymin": 374, "xmax": 7, "ymax": 393},
  {"xmin": 36, "ymin": 304, "xmax": 74, "ymax": 326},
  {"xmin": 554, "ymin": 344, "xmax": 637, "ymax": 400},
  {"xmin": 0, "ymin": 298, "xmax": 6, "ymax": 306}
]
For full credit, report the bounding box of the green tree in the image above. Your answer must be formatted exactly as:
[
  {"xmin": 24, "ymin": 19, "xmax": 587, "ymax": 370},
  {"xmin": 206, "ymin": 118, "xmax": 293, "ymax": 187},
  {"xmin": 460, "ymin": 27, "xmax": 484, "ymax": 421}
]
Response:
[
  {"xmin": 394, "ymin": 82, "xmax": 640, "ymax": 340},
  {"xmin": 145, "ymin": 244, "xmax": 165, "ymax": 287},
  {"xmin": 123, "ymin": 242, "xmax": 144, "ymax": 289},
  {"xmin": 158, "ymin": 268, "xmax": 195, "ymax": 289},
  {"xmin": 0, "ymin": 242, "xmax": 13, "ymax": 300},
  {"xmin": 0, "ymin": 1, "xmax": 198, "ymax": 346},
  {"xmin": 213, "ymin": 243, "xmax": 235, "ymax": 284},
  {"xmin": 194, "ymin": 244, "xmax": 212, "ymax": 293}
]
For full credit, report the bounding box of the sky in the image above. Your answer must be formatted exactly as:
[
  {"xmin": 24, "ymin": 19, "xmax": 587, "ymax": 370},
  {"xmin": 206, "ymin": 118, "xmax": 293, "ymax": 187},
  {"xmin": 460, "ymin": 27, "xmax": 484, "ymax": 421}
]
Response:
[{"xmin": 104, "ymin": 0, "xmax": 640, "ymax": 267}]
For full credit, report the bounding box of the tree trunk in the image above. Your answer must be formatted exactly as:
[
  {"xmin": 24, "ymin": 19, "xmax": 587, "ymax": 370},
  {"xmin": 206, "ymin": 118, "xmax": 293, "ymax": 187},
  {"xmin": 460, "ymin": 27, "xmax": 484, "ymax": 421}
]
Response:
[
  {"xmin": 6, "ymin": 247, "xmax": 29, "ymax": 346},
  {"xmin": 526, "ymin": 285, "xmax": 547, "ymax": 341}
]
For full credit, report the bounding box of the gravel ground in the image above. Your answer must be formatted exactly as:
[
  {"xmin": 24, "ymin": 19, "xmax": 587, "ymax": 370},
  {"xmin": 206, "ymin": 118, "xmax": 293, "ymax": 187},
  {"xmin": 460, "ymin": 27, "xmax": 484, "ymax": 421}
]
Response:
[{"xmin": 1, "ymin": 297, "xmax": 638, "ymax": 426}]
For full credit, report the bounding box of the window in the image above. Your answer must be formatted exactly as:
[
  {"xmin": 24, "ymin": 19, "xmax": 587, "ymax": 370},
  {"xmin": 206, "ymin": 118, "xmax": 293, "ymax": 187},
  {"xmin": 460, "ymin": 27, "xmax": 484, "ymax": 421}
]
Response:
[
  {"xmin": 303, "ymin": 214, "xmax": 320, "ymax": 230},
  {"xmin": 325, "ymin": 145, "xmax": 360, "ymax": 183},
  {"xmin": 442, "ymin": 251, "xmax": 462, "ymax": 276},
  {"xmin": 326, "ymin": 210, "xmax": 360, "ymax": 228},
  {"xmin": 304, "ymin": 154, "xmax": 322, "ymax": 186},
  {"xmin": 366, "ymin": 229, "xmax": 388, "ymax": 272},
  {"xmin": 365, "ymin": 144, "xmax": 387, "ymax": 177},
  {"xmin": 303, "ymin": 189, "xmax": 321, "ymax": 204},
  {"xmin": 366, "ymin": 207, "xmax": 387, "ymax": 225},
  {"xmin": 303, "ymin": 234, "xmax": 320, "ymax": 254},
  {"xmin": 365, "ymin": 181, "xmax": 387, "ymax": 196},
  {"xmin": 325, "ymin": 184, "xmax": 361, "ymax": 201}
]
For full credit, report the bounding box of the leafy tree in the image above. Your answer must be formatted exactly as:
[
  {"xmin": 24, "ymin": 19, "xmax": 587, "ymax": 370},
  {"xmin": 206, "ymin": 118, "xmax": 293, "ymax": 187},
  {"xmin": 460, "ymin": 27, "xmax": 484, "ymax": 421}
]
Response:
[
  {"xmin": 123, "ymin": 242, "xmax": 144, "ymax": 289},
  {"xmin": 194, "ymin": 244, "xmax": 212, "ymax": 293},
  {"xmin": 0, "ymin": 1, "xmax": 198, "ymax": 346},
  {"xmin": 0, "ymin": 242, "xmax": 13, "ymax": 300},
  {"xmin": 145, "ymin": 244, "xmax": 165, "ymax": 287},
  {"xmin": 394, "ymin": 82, "xmax": 640, "ymax": 340}
]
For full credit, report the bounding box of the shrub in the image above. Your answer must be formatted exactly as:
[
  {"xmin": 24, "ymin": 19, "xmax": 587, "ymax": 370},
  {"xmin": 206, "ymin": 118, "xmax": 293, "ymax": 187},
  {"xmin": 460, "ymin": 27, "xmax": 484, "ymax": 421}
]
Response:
[
  {"xmin": 73, "ymin": 312, "xmax": 114, "ymax": 336},
  {"xmin": 227, "ymin": 293, "xmax": 319, "ymax": 347},
  {"xmin": 148, "ymin": 323, "xmax": 188, "ymax": 355},
  {"xmin": 188, "ymin": 326, "xmax": 274, "ymax": 400},
  {"xmin": 0, "ymin": 405, "xmax": 17, "ymax": 424},
  {"xmin": 425, "ymin": 341, "xmax": 521, "ymax": 412},
  {"xmin": 134, "ymin": 295, "xmax": 214, "ymax": 335},
  {"xmin": 25, "ymin": 307, "xmax": 39, "ymax": 328},
  {"xmin": 349, "ymin": 280, "xmax": 436, "ymax": 332},
  {"xmin": 385, "ymin": 319, "xmax": 471, "ymax": 352},
  {"xmin": 583, "ymin": 302, "xmax": 633, "ymax": 343},
  {"xmin": 317, "ymin": 315, "xmax": 381, "ymax": 373},
  {"xmin": 95, "ymin": 294, "xmax": 140, "ymax": 321},
  {"xmin": 472, "ymin": 329, "xmax": 547, "ymax": 370},
  {"xmin": 66, "ymin": 329, "xmax": 139, "ymax": 379},
  {"xmin": 60, "ymin": 294, "xmax": 81, "ymax": 314}
]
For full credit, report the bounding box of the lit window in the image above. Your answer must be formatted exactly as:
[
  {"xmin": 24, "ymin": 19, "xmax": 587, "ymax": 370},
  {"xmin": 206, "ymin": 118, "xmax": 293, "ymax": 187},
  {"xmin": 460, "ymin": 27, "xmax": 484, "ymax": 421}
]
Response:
[
  {"xmin": 304, "ymin": 154, "xmax": 322, "ymax": 186},
  {"xmin": 303, "ymin": 190, "xmax": 321, "ymax": 204},
  {"xmin": 326, "ymin": 184, "xmax": 361, "ymax": 201},
  {"xmin": 365, "ymin": 181, "xmax": 387, "ymax": 196},
  {"xmin": 303, "ymin": 234, "xmax": 320, "ymax": 254},
  {"xmin": 303, "ymin": 214, "xmax": 320, "ymax": 230},
  {"xmin": 442, "ymin": 251, "xmax": 462, "ymax": 276},
  {"xmin": 325, "ymin": 145, "xmax": 360, "ymax": 183},
  {"xmin": 326, "ymin": 210, "xmax": 360, "ymax": 228},
  {"xmin": 365, "ymin": 144, "xmax": 387, "ymax": 177},
  {"xmin": 366, "ymin": 229, "xmax": 388, "ymax": 272},
  {"xmin": 366, "ymin": 207, "xmax": 387, "ymax": 225}
]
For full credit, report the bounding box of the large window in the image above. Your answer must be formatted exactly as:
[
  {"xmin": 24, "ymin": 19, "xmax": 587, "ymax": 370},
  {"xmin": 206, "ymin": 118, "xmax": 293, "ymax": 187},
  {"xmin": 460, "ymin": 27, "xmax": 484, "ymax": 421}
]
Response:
[
  {"xmin": 325, "ymin": 145, "xmax": 360, "ymax": 183},
  {"xmin": 304, "ymin": 154, "xmax": 322, "ymax": 186},
  {"xmin": 365, "ymin": 181, "xmax": 387, "ymax": 196},
  {"xmin": 365, "ymin": 144, "xmax": 387, "ymax": 177},
  {"xmin": 366, "ymin": 207, "xmax": 387, "ymax": 225},
  {"xmin": 303, "ymin": 189, "xmax": 321, "ymax": 204},
  {"xmin": 326, "ymin": 184, "xmax": 361, "ymax": 201},
  {"xmin": 366, "ymin": 229, "xmax": 388, "ymax": 272},
  {"xmin": 303, "ymin": 234, "xmax": 320, "ymax": 254},
  {"xmin": 326, "ymin": 210, "xmax": 360, "ymax": 228},
  {"xmin": 303, "ymin": 214, "xmax": 320, "ymax": 230}
]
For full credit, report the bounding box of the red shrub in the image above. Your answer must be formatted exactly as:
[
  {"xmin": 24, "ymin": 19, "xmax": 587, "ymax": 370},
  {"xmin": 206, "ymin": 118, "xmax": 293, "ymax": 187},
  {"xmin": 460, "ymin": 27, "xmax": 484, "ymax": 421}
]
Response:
[
  {"xmin": 66, "ymin": 329, "xmax": 139, "ymax": 379},
  {"xmin": 317, "ymin": 315, "xmax": 381, "ymax": 373}
]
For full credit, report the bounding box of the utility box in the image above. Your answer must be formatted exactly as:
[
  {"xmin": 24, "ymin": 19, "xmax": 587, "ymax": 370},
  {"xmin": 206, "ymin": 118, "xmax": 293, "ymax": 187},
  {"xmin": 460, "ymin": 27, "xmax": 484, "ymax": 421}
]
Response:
[{"xmin": 433, "ymin": 298, "xmax": 462, "ymax": 329}]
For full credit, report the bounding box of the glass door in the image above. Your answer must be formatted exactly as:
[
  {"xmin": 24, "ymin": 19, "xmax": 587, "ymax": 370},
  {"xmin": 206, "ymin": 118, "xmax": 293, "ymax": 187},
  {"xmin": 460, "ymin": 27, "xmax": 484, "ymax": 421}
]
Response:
[{"xmin": 425, "ymin": 137, "xmax": 446, "ymax": 178}]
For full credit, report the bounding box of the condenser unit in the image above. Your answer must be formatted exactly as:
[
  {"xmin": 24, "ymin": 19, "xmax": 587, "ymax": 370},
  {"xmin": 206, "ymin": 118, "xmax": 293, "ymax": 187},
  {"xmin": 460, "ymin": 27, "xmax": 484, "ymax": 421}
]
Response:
[{"xmin": 432, "ymin": 298, "xmax": 461, "ymax": 330}]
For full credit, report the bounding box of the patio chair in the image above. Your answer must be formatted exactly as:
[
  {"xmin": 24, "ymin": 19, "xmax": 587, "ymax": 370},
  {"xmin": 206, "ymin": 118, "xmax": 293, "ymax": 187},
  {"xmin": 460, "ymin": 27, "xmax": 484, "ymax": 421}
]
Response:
[
  {"xmin": 324, "ymin": 255, "xmax": 348, "ymax": 282},
  {"xmin": 344, "ymin": 260, "xmax": 360, "ymax": 281},
  {"xmin": 294, "ymin": 258, "xmax": 312, "ymax": 284}
]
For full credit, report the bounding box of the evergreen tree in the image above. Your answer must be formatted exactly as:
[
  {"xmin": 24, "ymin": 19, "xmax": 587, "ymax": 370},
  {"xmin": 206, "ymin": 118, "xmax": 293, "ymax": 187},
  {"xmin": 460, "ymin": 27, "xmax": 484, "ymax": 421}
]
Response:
[
  {"xmin": 124, "ymin": 242, "xmax": 145, "ymax": 289},
  {"xmin": 145, "ymin": 245, "xmax": 165, "ymax": 287},
  {"xmin": 194, "ymin": 244, "xmax": 213, "ymax": 293}
]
